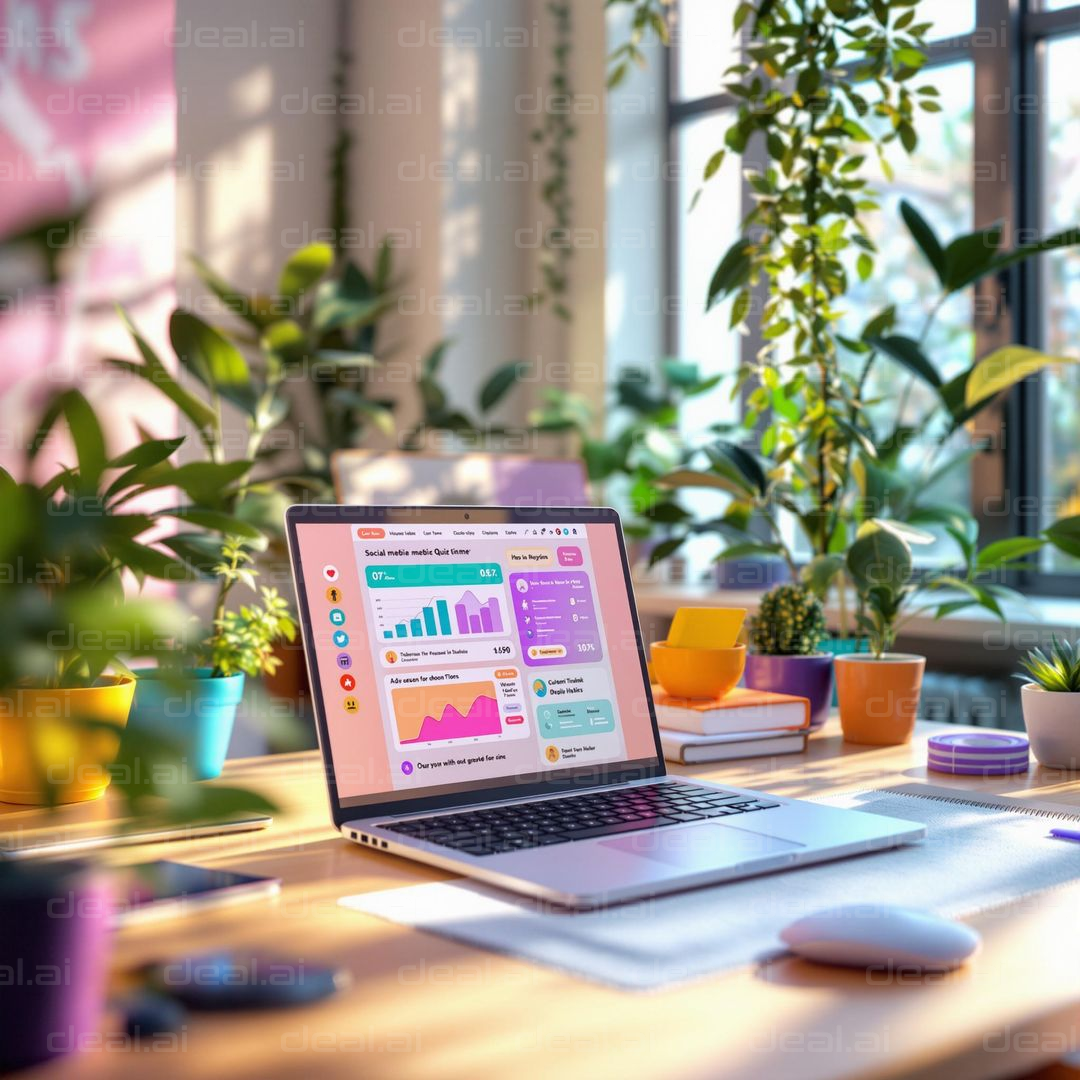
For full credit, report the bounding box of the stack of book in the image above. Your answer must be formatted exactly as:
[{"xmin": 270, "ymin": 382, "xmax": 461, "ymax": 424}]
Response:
[{"xmin": 654, "ymin": 687, "xmax": 811, "ymax": 764}]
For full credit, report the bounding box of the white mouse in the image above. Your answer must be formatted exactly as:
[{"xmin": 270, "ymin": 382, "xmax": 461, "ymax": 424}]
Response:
[{"xmin": 780, "ymin": 903, "xmax": 981, "ymax": 971}]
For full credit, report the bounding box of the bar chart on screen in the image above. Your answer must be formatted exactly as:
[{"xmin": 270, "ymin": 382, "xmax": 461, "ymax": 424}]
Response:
[{"xmin": 372, "ymin": 587, "xmax": 509, "ymax": 642}]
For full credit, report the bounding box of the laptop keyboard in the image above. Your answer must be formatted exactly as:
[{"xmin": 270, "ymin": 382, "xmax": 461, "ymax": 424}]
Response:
[{"xmin": 381, "ymin": 782, "xmax": 781, "ymax": 857}]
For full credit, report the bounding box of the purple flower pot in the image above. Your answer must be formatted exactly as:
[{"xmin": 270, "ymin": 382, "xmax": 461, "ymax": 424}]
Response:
[
  {"xmin": 0, "ymin": 861, "xmax": 111, "ymax": 1071},
  {"xmin": 743, "ymin": 653, "xmax": 835, "ymax": 731}
]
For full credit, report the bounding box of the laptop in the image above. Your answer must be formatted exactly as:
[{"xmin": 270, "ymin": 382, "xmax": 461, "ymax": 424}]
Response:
[{"xmin": 285, "ymin": 505, "xmax": 925, "ymax": 909}]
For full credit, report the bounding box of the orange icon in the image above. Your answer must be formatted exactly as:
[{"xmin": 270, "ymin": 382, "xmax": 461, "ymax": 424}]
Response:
[
  {"xmin": 545, "ymin": 745, "xmax": 560, "ymax": 763},
  {"xmin": 385, "ymin": 650, "xmax": 399, "ymax": 664},
  {"xmin": 326, "ymin": 586, "xmax": 342, "ymax": 603},
  {"xmin": 343, "ymin": 697, "xmax": 359, "ymax": 713}
]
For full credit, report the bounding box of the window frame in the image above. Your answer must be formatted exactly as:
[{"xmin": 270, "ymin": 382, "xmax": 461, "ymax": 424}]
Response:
[{"xmin": 666, "ymin": 0, "xmax": 1080, "ymax": 596}]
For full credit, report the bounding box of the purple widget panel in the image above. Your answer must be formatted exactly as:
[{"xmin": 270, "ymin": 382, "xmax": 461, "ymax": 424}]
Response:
[{"xmin": 509, "ymin": 570, "xmax": 603, "ymax": 667}]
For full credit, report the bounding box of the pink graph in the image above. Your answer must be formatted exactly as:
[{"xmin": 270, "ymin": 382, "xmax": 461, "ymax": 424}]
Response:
[
  {"xmin": 454, "ymin": 590, "xmax": 504, "ymax": 634},
  {"xmin": 400, "ymin": 693, "xmax": 501, "ymax": 745}
]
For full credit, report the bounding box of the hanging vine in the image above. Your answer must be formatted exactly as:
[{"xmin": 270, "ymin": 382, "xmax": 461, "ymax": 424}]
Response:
[{"xmin": 531, "ymin": 1, "xmax": 576, "ymax": 322}]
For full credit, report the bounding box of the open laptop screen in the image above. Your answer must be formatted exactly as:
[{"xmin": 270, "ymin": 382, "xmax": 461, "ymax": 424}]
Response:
[{"xmin": 287, "ymin": 508, "xmax": 661, "ymax": 812}]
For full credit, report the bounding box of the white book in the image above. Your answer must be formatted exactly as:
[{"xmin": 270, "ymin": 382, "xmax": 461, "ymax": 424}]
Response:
[
  {"xmin": 652, "ymin": 685, "xmax": 810, "ymax": 736},
  {"xmin": 660, "ymin": 728, "xmax": 809, "ymax": 765}
]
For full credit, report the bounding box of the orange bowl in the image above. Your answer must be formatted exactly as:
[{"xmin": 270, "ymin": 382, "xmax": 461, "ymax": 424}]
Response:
[{"xmin": 651, "ymin": 641, "xmax": 746, "ymax": 700}]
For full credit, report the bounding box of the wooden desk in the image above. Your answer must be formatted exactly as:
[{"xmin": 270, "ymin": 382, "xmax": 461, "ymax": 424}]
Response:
[{"xmin": 20, "ymin": 720, "xmax": 1080, "ymax": 1080}]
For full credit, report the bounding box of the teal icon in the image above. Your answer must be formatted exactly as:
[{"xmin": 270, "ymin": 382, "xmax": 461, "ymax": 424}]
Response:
[
  {"xmin": 329, "ymin": 608, "xmax": 346, "ymax": 626},
  {"xmin": 333, "ymin": 630, "xmax": 349, "ymax": 648}
]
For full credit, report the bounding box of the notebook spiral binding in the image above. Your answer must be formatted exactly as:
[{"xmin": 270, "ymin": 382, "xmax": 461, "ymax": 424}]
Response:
[{"xmin": 883, "ymin": 784, "xmax": 1080, "ymax": 822}]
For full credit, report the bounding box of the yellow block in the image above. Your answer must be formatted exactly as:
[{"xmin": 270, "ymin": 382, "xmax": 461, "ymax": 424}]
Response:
[{"xmin": 668, "ymin": 607, "xmax": 746, "ymax": 650}]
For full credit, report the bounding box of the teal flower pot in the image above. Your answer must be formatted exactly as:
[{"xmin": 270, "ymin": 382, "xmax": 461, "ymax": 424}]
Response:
[{"xmin": 128, "ymin": 669, "xmax": 245, "ymax": 780}]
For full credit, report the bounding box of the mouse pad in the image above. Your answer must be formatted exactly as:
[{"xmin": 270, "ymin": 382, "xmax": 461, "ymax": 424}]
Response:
[{"xmin": 340, "ymin": 785, "xmax": 1080, "ymax": 991}]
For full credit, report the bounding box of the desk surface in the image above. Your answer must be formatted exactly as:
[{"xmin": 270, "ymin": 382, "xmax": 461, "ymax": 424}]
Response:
[{"xmin": 18, "ymin": 720, "xmax": 1080, "ymax": 1080}]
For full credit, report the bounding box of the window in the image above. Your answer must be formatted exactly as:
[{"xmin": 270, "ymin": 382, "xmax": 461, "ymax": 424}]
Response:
[{"xmin": 667, "ymin": 0, "xmax": 1080, "ymax": 592}]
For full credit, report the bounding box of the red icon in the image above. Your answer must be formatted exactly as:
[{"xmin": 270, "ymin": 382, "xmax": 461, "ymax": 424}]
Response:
[
  {"xmin": 322, "ymin": 564, "xmax": 339, "ymax": 582},
  {"xmin": 505, "ymin": 714, "xmax": 525, "ymax": 725},
  {"xmin": 340, "ymin": 674, "xmax": 356, "ymax": 691}
]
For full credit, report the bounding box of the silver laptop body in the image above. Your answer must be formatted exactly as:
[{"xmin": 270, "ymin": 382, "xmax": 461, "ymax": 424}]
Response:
[{"xmin": 286, "ymin": 505, "xmax": 925, "ymax": 909}]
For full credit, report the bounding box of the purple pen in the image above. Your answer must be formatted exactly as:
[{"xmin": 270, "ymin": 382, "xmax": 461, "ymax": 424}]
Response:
[{"xmin": 1049, "ymin": 828, "xmax": 1080, "ymax": 843}]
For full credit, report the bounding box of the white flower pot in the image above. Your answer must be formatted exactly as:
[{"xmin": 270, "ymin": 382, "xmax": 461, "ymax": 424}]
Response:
[{"xmin": 1021, "ymin": 682, "xmax": 1080, "ymax": 769}]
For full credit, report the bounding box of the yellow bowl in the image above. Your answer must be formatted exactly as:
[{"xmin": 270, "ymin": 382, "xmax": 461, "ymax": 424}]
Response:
[{"xmin": 651, "ymin": 641, "xmax": 746, "ymax": 701}]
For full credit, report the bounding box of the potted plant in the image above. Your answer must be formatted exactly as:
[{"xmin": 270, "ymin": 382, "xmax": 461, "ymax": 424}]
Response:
[
  {"xmin": 0, "ymin": 391, "xmax": 277, "ymax": 1071},
  {"xmin": 744, "ymin": 584, "xmax": 833, "ymax": 730},
  {"xmin": 131, "ymin": 538, "xmax": 296, "ymax": 779},
  {"xmin": 1017, "ymin": 638, "xmax": 1080, "ymax": 769},
  {"xmin": 0, "ymin": 389, "xmax": 212, "ymax": 804},
  {"xmin": 114, "ymin": 306, "xmax": 298, "ymax": 778}
]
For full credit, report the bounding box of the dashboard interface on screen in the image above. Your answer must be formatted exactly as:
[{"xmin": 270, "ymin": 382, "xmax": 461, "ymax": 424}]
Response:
[{"xmin": 293, "ymin": 519, "xmax": 658, "ymax": 808}]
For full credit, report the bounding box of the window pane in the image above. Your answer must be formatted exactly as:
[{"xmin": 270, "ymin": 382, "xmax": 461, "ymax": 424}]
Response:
[
  {"xmin": 841, "ymin": 61, "xmax": 975, "ymax": 562},
  {"xmin": 1042, "ymin": 0, "xmax": 1080, "ymax": 11},
  {"xmin": 925, "ymin": 0, "xmax": 975, "ymax": 40},
  {"xmin": 1041, "ymin": 35, "xmax": 1080, "ymax": 571},
  {"xmin": 673, "ymin": 112, "xmax": 742, "ymax": 567},
  {"xmin": 674, "ymin": 0, "xmax": 740, "ymax": 102},
  {"xmin": 674, "ymin": 112, "xmax": 741, "ymax": 436}
]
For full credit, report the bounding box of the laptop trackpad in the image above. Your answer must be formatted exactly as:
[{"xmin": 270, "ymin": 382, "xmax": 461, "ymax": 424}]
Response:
[{"xmin": 601, "ymin": 822, "xmax": 804, "ymax": 869}]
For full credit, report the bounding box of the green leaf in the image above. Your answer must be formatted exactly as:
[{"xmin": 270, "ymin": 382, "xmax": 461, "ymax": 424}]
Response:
[
  {"xmin": 706, "ymin": 238, "xmax": 752, "ymax": 311},
  {"xmin": 422, "ymin": 340, "xmax": 450, "ymax": 377},
  {"xmin": 478, "ymin": 361, "xmax": 528, "ymax": 413},
  {"xmin": 374, "ymin": 238, "xmax": 394, "ymax": 292},
  {"xmin": 976, "ymin": 536, "xmax": 1046, "ymax": 569},
  {"xmin": 160, "ymin": 507, "xmax": 264, "ymax": 540},
  {"xmin": 108, "ymin": 436, "xmax": 184, "ymax": 472},
  {"xmin": 846, "ymin": 519, "xmax": 913, "ymax": 593},
  {"xmin": 30, "ymin": 389, "xmax": 107, "ymax": 492},
  {"xmin": 140, "ymin": 460, "xmax": 253, "ymax": 505},
  {"xmin": 988, "ymin": 227, "xmax": 1080, "ymax": 279},
  {"xmin": 964, "ymin": 346, "xmax": 1079, "ymax": 408},
  {"xmin": 898, "ymin": 202, "xmax": 946, "ymax": 286},
  {"xmin": 188, "ymin": 254, "xmax": 278, "ymax": 331},
  {"xmin": 703, "ymin": 149, "xmax": 725, "ymax": 180},
  {"xmin": 1044, "ymin": 515, "xmax": 1080, "ymax": 560},
  {"xmin": 869, "ymin": 334, "xmax": 942, "ymax": 388},
  {"xmin": 857, "ymin": 252, "xmax": 873, "ymax": 281},
  {"xmin": 659, "ymin": 468, "xmax": 752, "ymax": 499},
  {"xmin": 169, "ymin": 310, "xmax": 258, "ymax": 416},
  {"xmin": 943, "ymin": 221, "xmax": 1004, "ymax": 292},
  {"xmin": 261, "ymin": 319, "xmax": 309, "ymax": 364},
  {"xmin": 278, "ymin": 243, "xmax": 334, "ymax": 302},
  {"xmin": 707, "ymin": 440, "xmax": 768, "ymax": 496},
  {"xmin": 311, "ymin": 281, "xmax": 391, "ymax": 335}
]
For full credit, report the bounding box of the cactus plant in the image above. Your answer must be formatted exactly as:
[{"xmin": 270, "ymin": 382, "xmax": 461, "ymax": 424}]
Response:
[{"xmin": 750, "ymin": 585, "xmax": 826, "ymax": 657}]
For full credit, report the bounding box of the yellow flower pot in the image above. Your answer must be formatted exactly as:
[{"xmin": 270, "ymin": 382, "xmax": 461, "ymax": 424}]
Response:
[{"xmin": 0, "ymin": 676, "xmax": 135, "ymax": 805}]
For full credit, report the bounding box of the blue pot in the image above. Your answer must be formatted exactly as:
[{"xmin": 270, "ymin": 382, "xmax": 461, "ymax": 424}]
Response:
[
  {"xmin": 743, "ymin": 653, "xmax": 834, "ymax": 731},
  {"xmin": 128, "ymin": 669, "xmax": 245, "ymax": 780}
]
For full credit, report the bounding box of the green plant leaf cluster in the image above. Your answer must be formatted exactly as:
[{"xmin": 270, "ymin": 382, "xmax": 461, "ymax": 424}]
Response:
[
  {"xmin": 1018, "ymin": 637, "xmax": 1080, "ymax": 693},
  {"xmin": 750, "ymin": 584, "xmax": 826, "ymax": 656}
]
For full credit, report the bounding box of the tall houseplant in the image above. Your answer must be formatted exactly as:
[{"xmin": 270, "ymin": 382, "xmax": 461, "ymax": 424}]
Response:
[
  {"xmin": 632, "ymin": 2, "xmax": 1080, "ymax": 611},
  {"xmin": 114, "ymin": 305, "xmax": 297, "ymax": 778}
]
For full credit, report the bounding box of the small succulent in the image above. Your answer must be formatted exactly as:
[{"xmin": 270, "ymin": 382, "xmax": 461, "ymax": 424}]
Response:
[
  {"xmin": 1018, "ymin": 637, "xmax": 1080, "ymax": 693},
  {"xmin": 750, "ymin": 584, "xmax": 826, "ymax": 656}
]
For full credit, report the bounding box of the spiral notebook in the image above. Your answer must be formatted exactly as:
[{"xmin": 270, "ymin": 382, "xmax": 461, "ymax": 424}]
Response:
[{"xmin": 341, "ymin": 784, "xmax": 1080, "ymax": 990}]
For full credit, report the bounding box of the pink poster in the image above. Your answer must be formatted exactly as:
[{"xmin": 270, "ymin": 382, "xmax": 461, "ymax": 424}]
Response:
[{"xmin": 0, "ymin": 0, "xmax": 176, "ymax": 470}]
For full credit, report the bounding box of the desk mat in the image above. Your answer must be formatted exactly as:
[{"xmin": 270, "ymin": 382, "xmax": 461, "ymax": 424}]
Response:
[{"xmin": 339, "ymin": 784, "xmax": 1080, "ymax": 991}]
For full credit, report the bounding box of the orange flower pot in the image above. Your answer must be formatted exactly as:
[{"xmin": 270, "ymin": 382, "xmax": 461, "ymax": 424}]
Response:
[
  {"xmin": 0, "ymin": 676, "xmax": 135, "ymax": 805},
  {"xmin": 835, "ymin": 654, "xmax": 925, "ymax": 746}
]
